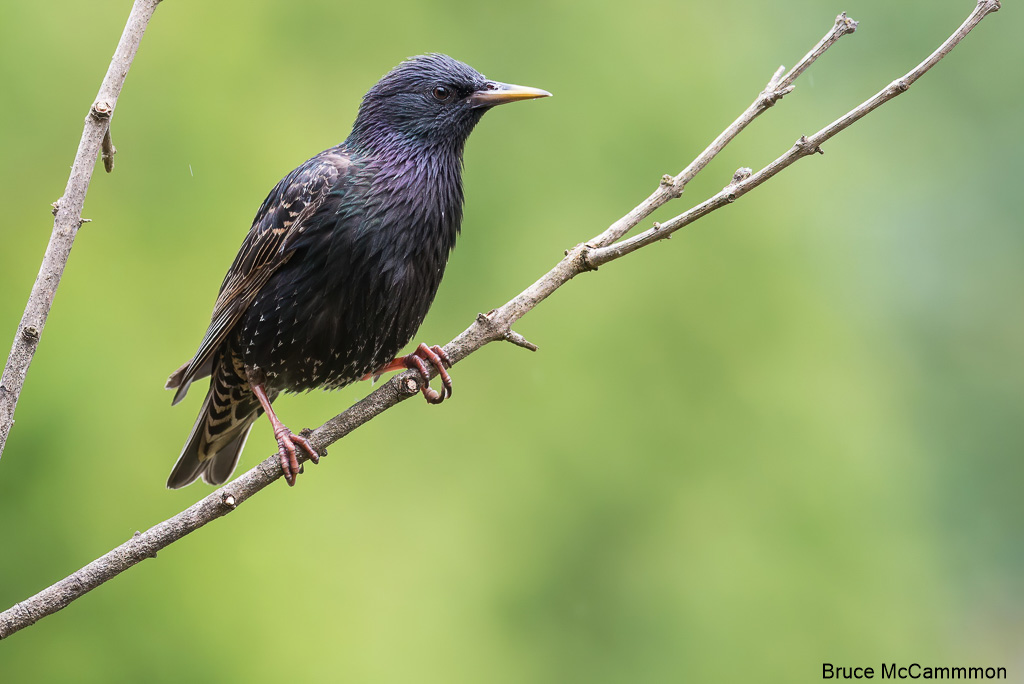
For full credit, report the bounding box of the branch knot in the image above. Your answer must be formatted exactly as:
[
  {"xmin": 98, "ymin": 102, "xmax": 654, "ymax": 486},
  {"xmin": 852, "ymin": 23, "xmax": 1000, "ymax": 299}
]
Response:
[
  {"xmin": 576, "ymin": 244, "xmax": 599, "ymax": 272},
  {"xmin": 732, "ymin": 167, "xmax": 753, "ymax": 184},
  {"xmin": 400, "ymin": 376, "xmax": 421, "ymax": 396},
  {"xmin": 795, "ymin": 135, "xmax": 824, "ymax": 156},
  {"xmin": 725, "ymin": 167, "xmax": 753, "ymax": 202},
  {"xmin": 474, "ymin": 311, "xmax": 507, "ymax": 342},
  {"xmin": 659, "ymin": 174, "xmax": 683, "ymax": 199},
  {"xmin": 761, "ymin": 86, "xmax": 795, "ymax": 108},
  {"xmin": 90, "ymin": 101, "xmax": 113, "ymax": 120}
]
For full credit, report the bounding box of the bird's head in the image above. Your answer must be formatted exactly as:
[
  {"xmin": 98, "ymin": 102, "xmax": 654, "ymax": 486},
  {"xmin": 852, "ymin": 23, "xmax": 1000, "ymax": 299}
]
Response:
[{"xmin": 350, "ymin": 53, "xmax": 550, "ymax": 154}]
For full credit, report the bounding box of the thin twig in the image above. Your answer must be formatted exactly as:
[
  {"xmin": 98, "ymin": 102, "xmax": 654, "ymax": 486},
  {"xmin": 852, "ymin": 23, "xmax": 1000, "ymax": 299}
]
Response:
[
  {"xmin": 585, "ymin": 0, "xmax": 1000, "ymax": 267},
  {"xmin": 0, "ymin": 0, "xmax": 162, "ymax": 461},
  {"xmin": 503, "ymin": 329, "xmax": 539, "ymax": 352},
  {"xmin": 0, "ymin": 1, "xmax": 999, "ymax": 640},
  {"xmin": 588, "ymin": 10, "xmax": 857, "ymax": 250},
  {"xmin": 779, "ymin": 12, "xmax": 859, "ymax": 89}
]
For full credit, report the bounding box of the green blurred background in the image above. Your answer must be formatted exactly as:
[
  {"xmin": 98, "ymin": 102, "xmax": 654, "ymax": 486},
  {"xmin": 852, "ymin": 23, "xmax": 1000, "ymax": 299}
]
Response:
[{"xmin": 2, "ymin": 0, "xmax": 1022, "ymax": 681}]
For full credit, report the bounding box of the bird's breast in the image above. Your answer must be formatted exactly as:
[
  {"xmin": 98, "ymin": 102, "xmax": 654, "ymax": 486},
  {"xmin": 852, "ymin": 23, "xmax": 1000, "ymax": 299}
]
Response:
[{"xmin": 237, "ymin": 154, "xmax": 464, "ymax": 393}]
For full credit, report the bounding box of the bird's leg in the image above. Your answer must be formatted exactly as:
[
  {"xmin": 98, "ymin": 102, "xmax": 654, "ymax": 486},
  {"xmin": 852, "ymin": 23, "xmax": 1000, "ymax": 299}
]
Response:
[
  {"xmin": 248, "ymin": 379, "xmax": 319, "ymax": 486},
  {"xmin": 363, "ymin": 343, "xmax": 453, "ymax": 404}
]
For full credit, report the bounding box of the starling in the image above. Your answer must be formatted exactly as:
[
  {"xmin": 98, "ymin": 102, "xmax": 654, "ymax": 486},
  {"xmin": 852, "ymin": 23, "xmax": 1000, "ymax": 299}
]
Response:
[{"xmin": 165, "ymin": 54, "xmax": 550, "ymax": 488}]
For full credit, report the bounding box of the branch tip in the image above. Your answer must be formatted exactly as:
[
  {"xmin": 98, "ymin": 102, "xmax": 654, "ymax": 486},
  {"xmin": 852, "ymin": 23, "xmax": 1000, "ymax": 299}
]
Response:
[
  {"xmin": 503, "ymin": 330, "xmax": 539, "ymax": 352},
  {"xmin": 779, "ymin": 10, "xmax": 860, "ymax": 91},
  {"xmin": 835, "ymin": 12, "xmax": 859, "ymax": 35}
]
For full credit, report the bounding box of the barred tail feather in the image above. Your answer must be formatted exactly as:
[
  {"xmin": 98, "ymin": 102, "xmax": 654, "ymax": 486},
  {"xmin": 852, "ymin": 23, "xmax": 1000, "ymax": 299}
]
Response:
[{"xmin": 166, "ymin": 358, "xmax": 260, "ymax": 489}]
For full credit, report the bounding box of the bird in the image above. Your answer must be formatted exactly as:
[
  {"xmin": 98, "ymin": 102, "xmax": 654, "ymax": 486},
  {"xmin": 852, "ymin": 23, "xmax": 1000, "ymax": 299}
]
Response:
[{"xmin": 165, "ymin": 54, "xmax": 550, "ymax": 488}]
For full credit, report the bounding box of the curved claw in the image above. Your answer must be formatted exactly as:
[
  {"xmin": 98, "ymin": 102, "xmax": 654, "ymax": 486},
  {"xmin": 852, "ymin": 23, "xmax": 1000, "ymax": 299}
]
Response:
[
  {"xmin": 428, "ymin": 345, "xmax": 453, "ymax": 399},
  {"xmin": 274, "ymin": 428, "xmax": 320, "ymax": 486},
  {"xmin": 404, "ymin": 343, "xmax": 453, "ymax": 404},
  {"xmin": 248, "ymin": 378, "xmax": 320, "ymax": 487}
]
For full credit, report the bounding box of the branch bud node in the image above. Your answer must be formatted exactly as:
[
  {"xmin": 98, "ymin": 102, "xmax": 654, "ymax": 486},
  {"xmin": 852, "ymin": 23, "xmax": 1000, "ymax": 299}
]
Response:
[
  {"xmin": 796, "ymin": 136, "xmax": 824, "ymax": 156},
  {"xmin": 91, "ymin": 101, "xmax": 113, "ymax": 119},
  {"xmin": 983, "ymin": 0, "xmax": 1001, "ymax": 14},
  {"xmin": 836, "ymin": 12, "xmax": 859, "ymax": 34}
]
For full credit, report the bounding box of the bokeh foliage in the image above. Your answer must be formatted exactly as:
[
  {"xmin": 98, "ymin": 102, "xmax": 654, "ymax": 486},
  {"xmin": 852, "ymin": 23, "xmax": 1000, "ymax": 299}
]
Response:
[{"xmin": 1, "ymin": 1, "xmax": 1022, "ymax": 681}]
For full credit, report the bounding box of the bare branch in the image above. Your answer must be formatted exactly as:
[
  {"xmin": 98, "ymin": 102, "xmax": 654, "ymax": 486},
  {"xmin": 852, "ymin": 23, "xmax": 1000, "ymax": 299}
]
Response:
[
  {"xmin": 585, "ymin": 0, "xmax": 999, "ymax": 267},
  {"xmin": 0, "ymin": 1, "xmax": 999, "ymax": 640},
  {"xmin": 588, "ymin": 9, "xmax": 857, "ymax": 249},
  {"xmin": 0, "ymin": 0, "xmax": 162, "ymax": 461},
  {"xmin": 780, "ymin": 12, "xmax": 859, "ymax": 89}
]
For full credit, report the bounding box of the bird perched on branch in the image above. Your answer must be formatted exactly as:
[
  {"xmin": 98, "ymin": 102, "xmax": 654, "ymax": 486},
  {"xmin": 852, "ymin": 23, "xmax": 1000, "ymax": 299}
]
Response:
[{"xmin": 165, "ymin": 54, "xmax": 550, "ymax": 488}]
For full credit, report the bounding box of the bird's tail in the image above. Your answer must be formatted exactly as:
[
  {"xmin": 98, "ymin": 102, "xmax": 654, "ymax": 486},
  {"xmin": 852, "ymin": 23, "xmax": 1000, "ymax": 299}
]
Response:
[{"xmin": 166, "ymin": 360, "xmax": 262, "ymax": 489}]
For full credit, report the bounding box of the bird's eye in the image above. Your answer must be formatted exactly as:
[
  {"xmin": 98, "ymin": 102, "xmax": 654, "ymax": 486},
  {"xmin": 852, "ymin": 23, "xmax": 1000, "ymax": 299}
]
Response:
[{"xmin": 431, "ymin": 85, "xmax": 454, "ymax": 102}]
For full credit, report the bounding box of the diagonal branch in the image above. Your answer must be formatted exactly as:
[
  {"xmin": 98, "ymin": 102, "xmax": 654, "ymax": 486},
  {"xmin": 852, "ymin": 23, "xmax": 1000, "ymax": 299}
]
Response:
[
  {"xmin": 0, "ymin": 0, "xmax": 162, "ymax": 462},
  {"xmin": 0, "ymin": 0, "xmax": 999, "ymax": 640}
]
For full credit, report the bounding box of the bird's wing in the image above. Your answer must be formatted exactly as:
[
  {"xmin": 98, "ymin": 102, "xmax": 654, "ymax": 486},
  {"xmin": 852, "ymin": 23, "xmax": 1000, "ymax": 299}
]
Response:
[{"xmin": 169, "ymin": 149, "xmax": 353, "ymax": 404}]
